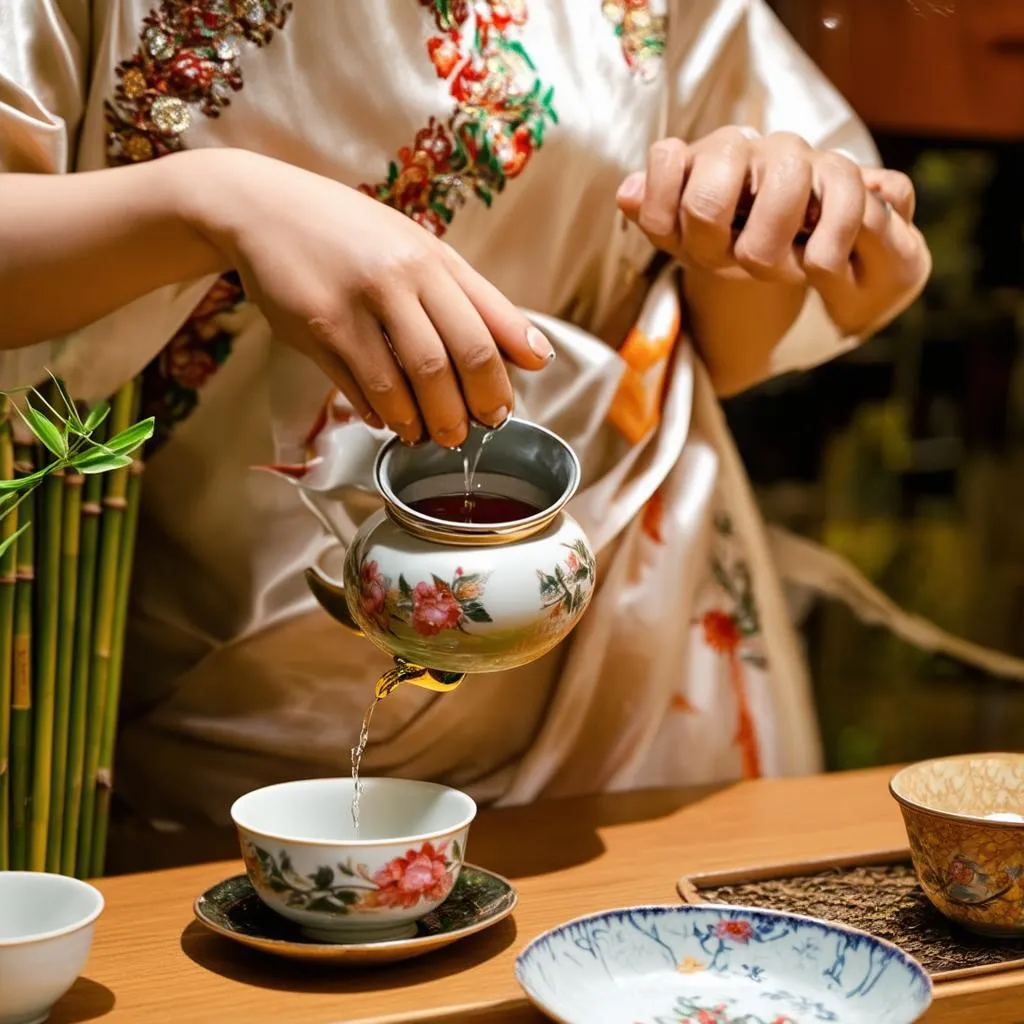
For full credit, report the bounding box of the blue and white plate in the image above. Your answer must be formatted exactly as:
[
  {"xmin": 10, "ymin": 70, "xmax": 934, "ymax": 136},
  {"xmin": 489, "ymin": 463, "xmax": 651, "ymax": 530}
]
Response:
[{"xmin": 516, "ymin": 904, "xmax": 932, "ymax": 1024}]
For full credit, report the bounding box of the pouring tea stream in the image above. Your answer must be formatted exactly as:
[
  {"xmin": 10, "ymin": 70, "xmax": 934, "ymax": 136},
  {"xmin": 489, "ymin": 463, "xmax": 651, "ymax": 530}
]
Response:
[{"xmin": 295, "ymin": 419, "xmax": 597, "ymax": 824}]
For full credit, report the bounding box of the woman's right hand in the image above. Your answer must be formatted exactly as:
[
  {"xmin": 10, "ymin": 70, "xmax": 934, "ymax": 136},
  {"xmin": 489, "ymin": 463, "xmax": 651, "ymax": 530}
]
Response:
[{"xmin": 185, "ymin": 149, "xmax": 554, "ymax": 448}]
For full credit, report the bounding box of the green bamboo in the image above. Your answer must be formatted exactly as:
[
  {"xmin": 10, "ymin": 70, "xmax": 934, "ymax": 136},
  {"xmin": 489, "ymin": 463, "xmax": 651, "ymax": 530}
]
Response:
[
  {"xmin": 10, "ymin": 444, "xmax": 36, "ymax": 869},
  {"xmin": 0, "ymin": 407, "xmax": 18, "ymax": 869},
  {"xmin": 29, "ymin": 461, "xmax": 64, "ymax": 870},
  {"xmin": 89, "ymin": 455, "xmax": 143, "ymax": 876},
  {"xmin": 77, "ymin": 383, "xmax": 135, "ymax": 876},
  {"xmin": 61, "ymin": 467, "xmax": 103, "ymax": 877},
  {"xmin": 46, "ymin": 469, "xmax": 83, "ymax": 871}
]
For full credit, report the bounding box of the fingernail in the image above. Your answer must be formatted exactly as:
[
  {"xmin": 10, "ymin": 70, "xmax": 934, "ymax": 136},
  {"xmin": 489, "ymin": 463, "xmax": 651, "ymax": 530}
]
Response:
[
  {"xmin": 397, "ymin": 420, "xmax": 423, "ymax": 446},
  {"xmin": 363, "ymin": 411, "xmax": 384, "ymax": 428},
  {"xmin": 616, "ymin": 172, "xmax": 644, "ymax": 202},
  {"xmin": 526, "ymin": 326, "xmax": 555, "ymax": 362},
  {"xmin": 483, "ymin": 405, "xmax": 509, "ymax": 428}
]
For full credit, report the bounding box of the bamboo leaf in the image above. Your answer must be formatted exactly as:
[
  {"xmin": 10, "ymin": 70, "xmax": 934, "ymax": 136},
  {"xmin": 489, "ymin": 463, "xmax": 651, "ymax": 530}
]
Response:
[
  {"xmin": 20, "ymin": 402, "xmax": 67, "ymax": 457},
  {"xmin": 0, "ymin": 522, "xmax": 29, "ymax": 562},
  {"xmin": 83, "ymin": 402, "xmax": 111, "ymax": 434},
  {"xmin": 0, "ymin": 466, "xmax": 52, "ymax": 491},
  {"xmin": 69, "ymin": 449, "xmax": 133, "ymax": 474},
  {"xmin": 45, "ymin": 371, "xmax": 85, "ymax": 431},
  {"xmin": 103, "ymin": 418, "xmax": 154, "ymax": 454}
]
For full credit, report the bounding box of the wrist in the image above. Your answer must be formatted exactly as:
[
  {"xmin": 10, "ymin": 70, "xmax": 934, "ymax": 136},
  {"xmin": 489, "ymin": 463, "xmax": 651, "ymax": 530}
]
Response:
[
  {"xmin": 163, "ymin": 148, "xmax": 258, "ymax": 271},
  {"xmin": 683, "ymin": 267, "xmax": 806, "ymax": 396}
]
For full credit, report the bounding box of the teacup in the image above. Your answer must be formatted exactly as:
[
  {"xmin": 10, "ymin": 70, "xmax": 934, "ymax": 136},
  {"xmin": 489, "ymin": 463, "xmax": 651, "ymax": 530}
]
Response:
[
  {"xmin": 0, "ymin": 871, "xmax": 104, "ymax": 1024},
  {"xmin": 890, "ymin": 753, "xmax": 1024, "ymax": 937},
  {"xmin": 231, "ymin": 777, "xmax": 476, "ymax": 942}
]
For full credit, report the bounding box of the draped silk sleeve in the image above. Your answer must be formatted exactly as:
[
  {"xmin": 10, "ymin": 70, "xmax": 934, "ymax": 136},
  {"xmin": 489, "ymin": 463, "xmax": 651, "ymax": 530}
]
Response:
[
  {"xmin": 665, "ymin": 0, "xmax": 927, "ymax": 383},
  {"xmin": 0, "ymin": 1, "xmax": 90, "ymax": 390}
]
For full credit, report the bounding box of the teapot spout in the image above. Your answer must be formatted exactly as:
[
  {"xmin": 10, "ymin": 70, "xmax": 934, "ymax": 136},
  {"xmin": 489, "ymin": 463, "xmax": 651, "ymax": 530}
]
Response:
[
  {"xmin": 305, "ymin": 566, "xmax": 362, "ymax": 635},
  {"xmin": 376, "ymin": 658, "xmax": 465, "ymax": 698}
]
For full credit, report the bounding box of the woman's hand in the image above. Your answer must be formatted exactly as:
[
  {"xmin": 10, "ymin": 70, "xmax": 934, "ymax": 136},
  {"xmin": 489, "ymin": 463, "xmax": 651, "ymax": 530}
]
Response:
[
  {"xmin": 187, "ymin": 150, "xmax": 554, "ymax": 447},
  {"xmin": 616, "ymin": 128, "xmax": 930, "ymax": 339}
]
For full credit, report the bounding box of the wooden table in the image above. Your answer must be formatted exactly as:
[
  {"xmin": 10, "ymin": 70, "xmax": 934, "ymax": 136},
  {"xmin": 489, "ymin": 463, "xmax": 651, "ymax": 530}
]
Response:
[{"xmin": 51, "ymin": 768, "xmax": 1024, "ymax": 1023}]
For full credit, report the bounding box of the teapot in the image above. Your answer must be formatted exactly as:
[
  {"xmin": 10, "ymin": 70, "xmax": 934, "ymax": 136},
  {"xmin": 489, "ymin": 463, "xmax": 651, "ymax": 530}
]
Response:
[{"xmin": 304, "ymin": 418, "xmax": 596, "ymax": 698}]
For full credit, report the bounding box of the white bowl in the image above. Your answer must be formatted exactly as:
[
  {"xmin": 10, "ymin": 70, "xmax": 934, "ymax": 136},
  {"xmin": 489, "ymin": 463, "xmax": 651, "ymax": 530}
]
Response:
[
  {"xmin": 231, "ymin": 777, "xmax": 476, "ymax": 943},
  {"xmin": 517, "ymin": 905, "xmax": 933, "ymax": 1024},
  {"xmin": 0, "ymin": 872, "xmax": 104, "ymax": 1024}
]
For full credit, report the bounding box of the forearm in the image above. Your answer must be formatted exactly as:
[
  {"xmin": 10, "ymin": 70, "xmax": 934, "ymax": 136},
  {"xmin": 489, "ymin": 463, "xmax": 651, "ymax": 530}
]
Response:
[
  {"xmin": 0, "ymin": 152, "xmax": 230, "ymax": 350},
  {"xmin": 683, "ymin": 268, "xmax": 806, "ymax": 397}
]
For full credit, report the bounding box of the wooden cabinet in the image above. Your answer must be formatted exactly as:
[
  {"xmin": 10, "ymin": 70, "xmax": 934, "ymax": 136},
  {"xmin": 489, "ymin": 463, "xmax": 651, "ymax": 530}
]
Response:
[{"xmin": 771, "ymin": 0, "xmax": 1024, "ymax": 139}]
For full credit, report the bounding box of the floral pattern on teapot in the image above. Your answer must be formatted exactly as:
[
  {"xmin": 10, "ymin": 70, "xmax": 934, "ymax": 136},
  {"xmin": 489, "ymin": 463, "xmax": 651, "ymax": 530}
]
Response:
[
  {"xmin": 358, "ymin": 561, "xmax": 494, "ymax": 638},
  {"xmin": 356, "ymin": 538, "xmax": 596, "ymax": 642}
]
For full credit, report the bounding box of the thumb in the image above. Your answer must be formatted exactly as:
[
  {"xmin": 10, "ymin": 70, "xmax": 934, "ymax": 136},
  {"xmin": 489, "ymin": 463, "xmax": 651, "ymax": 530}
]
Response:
[{"xmin": 616, "ymin": 171, "xmax": 646, "ymax": 220}]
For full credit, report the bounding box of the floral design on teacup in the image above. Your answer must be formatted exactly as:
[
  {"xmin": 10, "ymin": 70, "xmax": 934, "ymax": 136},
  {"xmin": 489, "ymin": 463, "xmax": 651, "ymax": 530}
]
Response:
[
  {"xmin": 357, "ymin": 559, "xmax": 493, "ymax": 638},
  {"xmin": 537, "ymin": 540, "xmax": 596, "ymax": 620},
  {"xmin": 943, "ymin": 855, "xmax": 1022, "ymax": 907},
  {"xmin": 243, "ymin": 839, "xmax": 460, "ymax": 915}
]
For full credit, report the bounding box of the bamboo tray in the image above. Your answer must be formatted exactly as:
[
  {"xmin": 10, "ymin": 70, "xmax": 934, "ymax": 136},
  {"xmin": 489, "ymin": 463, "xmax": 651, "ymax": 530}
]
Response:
[{"xmin": 677, "ymin": 849, "xmax": 1024, "ymax": 983}]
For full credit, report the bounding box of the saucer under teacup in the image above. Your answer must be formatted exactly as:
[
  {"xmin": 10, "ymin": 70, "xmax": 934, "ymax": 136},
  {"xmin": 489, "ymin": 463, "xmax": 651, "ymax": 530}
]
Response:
[{"xmin": 194, "ymin": 865, "xmax": 516, "ymax": 964}]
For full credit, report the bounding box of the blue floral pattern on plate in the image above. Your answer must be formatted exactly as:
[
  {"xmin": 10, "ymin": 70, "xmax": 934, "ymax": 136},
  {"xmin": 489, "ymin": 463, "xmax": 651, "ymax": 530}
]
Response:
[{"xmin": 515, "ymin": 905, "xmax": 932, "ymax": 1024}]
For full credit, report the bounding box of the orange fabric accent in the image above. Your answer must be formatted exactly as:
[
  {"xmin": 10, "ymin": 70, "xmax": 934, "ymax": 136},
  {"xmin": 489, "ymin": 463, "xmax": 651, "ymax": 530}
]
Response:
[{"xmin": 607, "ymin": 305, "xmax": 681, "ymax": 444}]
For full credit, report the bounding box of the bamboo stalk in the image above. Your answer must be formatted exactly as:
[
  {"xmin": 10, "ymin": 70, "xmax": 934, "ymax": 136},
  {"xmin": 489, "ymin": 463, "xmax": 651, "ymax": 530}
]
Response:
[
  {"xmin": 62, "ymin": 467, "xmax": 103, "ymax": 877},
  {"xmin": 89, "ymin": 455, "xmax": 143, "ymax": 876},
  {"xmin": 77, "ymin": 383, "xmax": 135, "ymax": 877},
  {"xmin": 10, "ymin": 443, "xmax": 36, "ymax": 870},
  {"xmin": 29, "ymin": 460, "xmax": 64, "ymax": 870},
  {"xmin": 46, "ymin": 469, "xmax": 83, "ymax": 871},
  {"xmin": 0, "ymin": 406, "xmax": 18, "ymax": 869}
]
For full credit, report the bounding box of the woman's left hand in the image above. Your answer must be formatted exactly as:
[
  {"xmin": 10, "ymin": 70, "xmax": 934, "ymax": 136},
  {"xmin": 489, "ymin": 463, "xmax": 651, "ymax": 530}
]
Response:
[{"xmin": 616, "ymin": 128, "xmax": 931, "ymax": 337}]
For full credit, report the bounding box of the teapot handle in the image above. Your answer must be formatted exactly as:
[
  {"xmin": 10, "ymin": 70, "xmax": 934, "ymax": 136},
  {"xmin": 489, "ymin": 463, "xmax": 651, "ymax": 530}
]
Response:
[{"xmin": 304, "ymin": 566, "xmax": 363, "ymax": 635}]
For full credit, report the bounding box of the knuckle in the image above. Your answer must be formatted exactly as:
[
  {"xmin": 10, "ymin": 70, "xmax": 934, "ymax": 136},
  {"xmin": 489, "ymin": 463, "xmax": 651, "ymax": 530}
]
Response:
[
  {"xmin": 410, "ymin": 353, "xmax": 451, "ymax": 381},
  {"xmin": 734, "ymin": 244, "xmax": 780, "ymax": 277},
  {"xmin": 803, "ymin": 246, "xmax": 845, "ymax": 277},
  {"xmin": 681, "ymin": 186, "xmax": 731, "ymax": 227},
  {"xmin": 774, "ymin": 150, "xmax": 813, "ymax": 183},
  {"xmin": 459, "ymin": 343, "xmax": 501, "ymax": 375},
  {"xmin": 769, "ymin": 130, "xmax": 811, "ymax": 152},
  {"xmin": 649, "ymin": 137, "xmax": 686, "ymax": 163},
  {"xmin": 363, "ymin": 372, "xmax": 398, "ymax": 398},
  {"xmin": 711, "ymin": 126, "xmax": 751, "ymax": 149}
]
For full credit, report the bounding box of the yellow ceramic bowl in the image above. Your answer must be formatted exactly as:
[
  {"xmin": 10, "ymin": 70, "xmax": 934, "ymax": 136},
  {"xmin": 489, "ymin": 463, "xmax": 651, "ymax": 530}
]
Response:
[{"xmin": 890, "ymin": 753, "xmax": 1024, "ymax": 937}]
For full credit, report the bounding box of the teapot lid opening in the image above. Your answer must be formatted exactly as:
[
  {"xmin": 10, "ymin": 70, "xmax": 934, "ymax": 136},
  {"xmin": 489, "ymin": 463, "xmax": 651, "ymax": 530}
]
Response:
[{"xmin": 374, "ymin": 418, "xmax": 580, "ymax": 546}]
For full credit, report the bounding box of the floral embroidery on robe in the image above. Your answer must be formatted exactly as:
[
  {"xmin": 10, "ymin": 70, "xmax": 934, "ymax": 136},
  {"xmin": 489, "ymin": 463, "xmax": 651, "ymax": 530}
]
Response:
[
  {"xmin": 698, "ymin": 512, "xmax": 766, "ymax": 779},
  {"xmin": 104, "ymin": 0, "xmax": 292, "ymax": 443},
  {"xmin": 361, "ymin": 1, "xmax": 558, "ymax": 236},
  {"xmin": 600, "ymin": 0, "xmax": 667, "ymax": 81}
]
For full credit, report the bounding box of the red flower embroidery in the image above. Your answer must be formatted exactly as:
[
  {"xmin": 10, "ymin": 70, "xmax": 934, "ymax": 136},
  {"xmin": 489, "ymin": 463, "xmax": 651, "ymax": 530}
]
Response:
[
  {"xmin": 702, "ymin": 610, "xmax": 742, "ymax": 656},
  {"xmin": 715, "ymin": 919, "xmax": 754, "ymax": 943},
  {"xmin": 427, "ymin": 35, "xmax": 462, "ymax": 77},
  {"xmin": 411, "ymin": 580, "xmax": 464, "ymax": 636},
  {"xmin": 367, "ymin": 842, "xmax": 454, "ymax": 909},
  {"xmin": 362, "ymin": 1, "xmax": 557, "ymax": 236}
]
